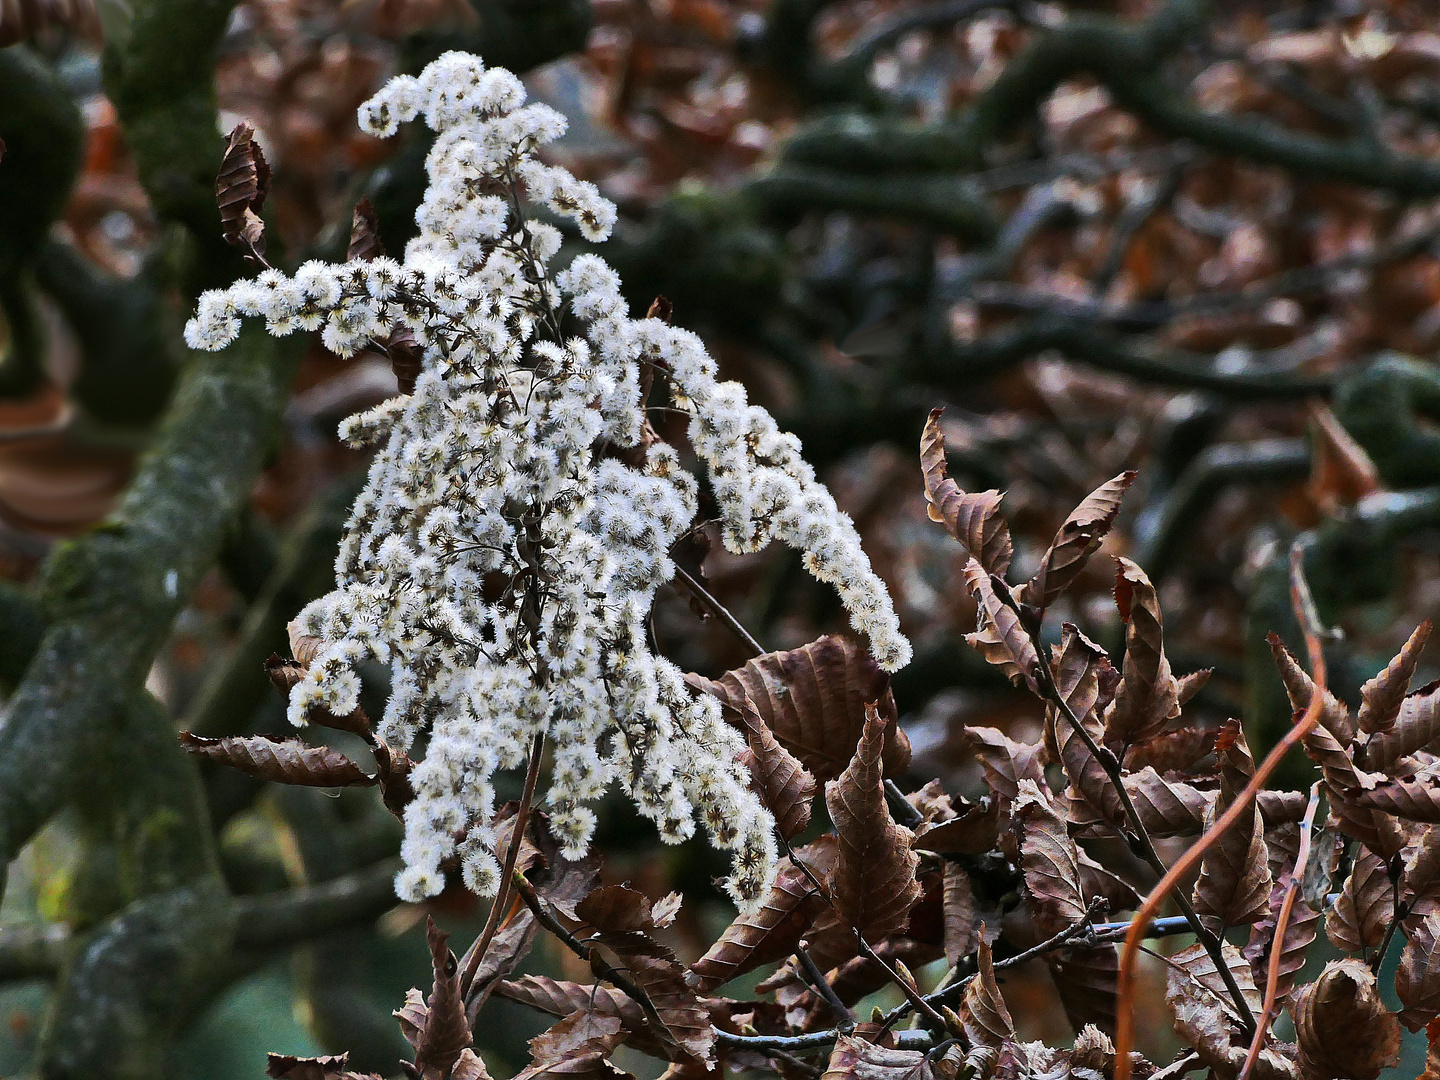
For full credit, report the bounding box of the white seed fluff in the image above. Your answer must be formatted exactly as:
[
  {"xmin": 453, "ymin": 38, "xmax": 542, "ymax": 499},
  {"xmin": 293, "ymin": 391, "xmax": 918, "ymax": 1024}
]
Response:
[{"xmin": 185, "ymin": 51, "xmax": 910, "ymax": 909}]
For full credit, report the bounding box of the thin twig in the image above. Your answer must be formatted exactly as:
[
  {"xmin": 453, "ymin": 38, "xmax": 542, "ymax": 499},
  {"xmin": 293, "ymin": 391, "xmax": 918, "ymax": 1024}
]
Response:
[
  {"xmin": 1237, "ymin": 781, "xmax": 1322, "ymax": 1080},
  {"xmin": 856, "ymin": 931, "xmax": 950, "ymax": 1032},
  {"xmin": 796, "ymin": 941, "xmax": 856, "ymax": 1028},
  {"xmin": 671, "ymin": 564, "xmax": 765, "ymax": 657},
  {"xmin": 459, "ymin": 732, "xmax": 545, "ymax": 999}
]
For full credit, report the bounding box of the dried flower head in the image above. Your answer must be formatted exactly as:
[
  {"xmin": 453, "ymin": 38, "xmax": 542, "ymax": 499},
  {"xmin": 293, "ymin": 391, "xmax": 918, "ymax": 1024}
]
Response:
[{"xmin": 185, "ymin": 51, "xmax": 909, "ymax": 908}]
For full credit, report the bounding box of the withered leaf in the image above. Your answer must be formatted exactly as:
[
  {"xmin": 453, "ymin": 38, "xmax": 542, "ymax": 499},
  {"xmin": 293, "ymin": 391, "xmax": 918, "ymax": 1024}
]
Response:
[
  {"xmin": 576, "ymin": 884, "xmax": 659, "ymax": 936},
  {"xmin": 1293, "ymin": 959, "xmax": 1401, "ymax": 1080},
  {"xmin": 1048, "ymin": 944, "xmax": 1120, "ymax": 1037},
  {"xmin": 622, "ymin": 952, "xmax": 714, "ymax": 1064},
  {"xmin": 1123, "ymin": 726, "xmax": 1217, "ymax": 775},
  {"xmin": 1269, "ymin": 634, "xmax": 1356, "ymax": 745},
  {"xmin": 1019, "ymin": 470, "xmax": 1135, "ymax": 612},
  {"xmin": 1076, "ymin": 851, "xmax": 1140, "ymax": 913},
  {"xmin": 1358, "ymin": 621, "xmax": 1431, "ymax": 734},
  {"xmin": 826, "ymin": 703, "xmax": 922, "ymax": 940},
  {"xmin": 415, "ymin": 917, "xmax": 471, "ymax": 1079},
  {"xmin": 1404, "ymin": 829, "xmax": 1440, "ymax": 922},
  {"xmin": 348, "ymin": 196, "xmax": 385, "ymax": 263},
  {"xmin": 913, "ymin": 798, "xmax": 1001, "ymax": 855},
  {"xmin": 822, "ymin": 1034, "xmax": 940, "ymax": 1080},
  {"xmin": 687, "ymin": 635, "xmax": 908, "ymax": 781},
  {"xmin": 1193, "ymin": 720, "xmax": 1273, "ymax": 931},
  {"xmin": 217, "ymin": 123, "xmax": 269, "ymax": 255},
  {"xmin": 1307, "ymin": 400, "xmax": 1381, "ymax": 512},
  {"xmin": 921, "ymin": 408, "xmax": 1011, "ymax": 578},
  {"xmin": 964, "ymin": 726, "xmax": 1045, "ymax": 801},
  {"xmin": 1244, "ymin": 896, "xmax": 1323, "ymax": 1009},
  {"xmin": 265, "ymin": 1053, "xmax": 383, "ymax": 1080},
  {"xmin": 1326, "ymin": 849, "xmax": 1394, "ymax": 953},
  {"xmin": 495, "ymin": 977, "xmax": 670, "ymax": 1060},
  {"xmin": 1164, "ymin": 942, "xmax": 1290, "ymax": 1080},
  {"xmin": 1353, "ymin": 764, "xmax": 1440, "ymax": 822},
  {"xmin": 1368, "ymin": 681, "xmax": 1440, "ymax": 773},
  {"xmin": 942, "ymin": 862, "xmax": 978, "ymax": 968},
  {"xmin": 727, "ymin": 690, "xmax": 816, "ymax": 838},
  {"xmin": 1398, "ymin": 915, "xmax": 1440, "ymax": 1033},
  {"xmin": 1049, "ymin": 624, "xmax": 1123, "ymax": 826},
  {"xmin": 178, "ymin": 731, "xmax": 376, "ymax": 787},
  {"xmin": 1104, "ymin": 558, "xmax": 1180, "ymax": 747},
  {"xmin": 517, "ymin": 1009, "xmax": 630, "ymax": 1080},
  {"xmin": 690, "ymin": 836, "xmax": 835, "ymax": 992},
  {"xmin": 960, "ymin": 937, "xmax": 1014, "ymax": 1049},
  {"xmin": 1014, "ymin": 780, "xmax": 1086, "ymax": 935},
  {"xmin": 964, "ymin": 562, "xmax": 1039, "ymax": 694}
]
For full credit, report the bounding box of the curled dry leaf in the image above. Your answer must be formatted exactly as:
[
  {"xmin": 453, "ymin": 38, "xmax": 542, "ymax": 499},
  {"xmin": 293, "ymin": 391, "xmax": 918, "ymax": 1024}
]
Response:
[
  {"xmin": 1050, "ymin": 624, "xmax": 1123, "ymax": 826},
  {"xmin": 964, "ymin": 562, "xmax": 1039, "ymax": 694},
  {"xmin": 960, "ymin": 937, "xmax": 1014, "ymax": 1049},
  {"xmin": 822, "ymin": 1034, "xmax": 940, "ymax": 1080},
  {"xmin": 517, "ymin": 1010, "xmax": 629, "ymax": 1080},
  {"xmin": 1105, "ymin": 558, "xmax": 1180, "ymax": 747},
  {"xmin": 964, "ymin": 727, "xmax": 1045, "ymax": 801},
  {"xmin": 1292, "ymin": 959, "xmax": 1401, "ymax": 1080},
  {"xmin": 727, "ymin": 690, "xmax": 816, "ymax": 839},
  {"xmin": 826, "ymin": 704, "xmax": 922, "ymax": 941},
  {"xmin": 1404, "ymin": 830, "xmax": 1440, "ymax": 924},
  {"xmin": 1269, "ymin": 635, "xmax": 1355, "ymax": 745},
  {"xmin": 1307, "ymin": 400, "xmax": 1381, "ymax": 513},
  {"xmin": 1367, "ymin": 680, "xmax": 1440, "ymax": 773},
  {"xmin": 1358, "ymin": 621, "xmax": 1431, "ymax": 734},
  {"xmin": 1019, "ymin": 471, "xmax": 1135, "ymax": 612},
  {"xmin": 1069, "ymin": 767, "xmax": 1210, "ymax": 839},
  {"xmin": 1352, "ymin": 764, "xmax": 1440, "ymax": 822},
  {"xmin": 1193, "ymin": 720, "xmax": 1273, "ymax": 931},
  {"xmin": 913, "ymin": 798, "xmax": 1001, "ymax": 855},
  {"xmin": 1013, "ymin": 780, "xmax": 1086, "ymax": 935},
  {"xmin": 1123, "ymin": 725, "xmax": 1217, "ymax": 775},
  {"xmin": 1397, "ymin": 914, "xmax": 1440, "ymax": 1033},
  {"xmin": 690, "ymin": 836, "xmax": 835, "ymax": 992},
  {"xmin": 1164, "ymin": 942, "xmax": 1293, "ymax": 1080},
  {"xmin": 178, "ymin": 731, "xmax": 376, "ymax": 787},
  {"xmin": 415, "ymin": 917, "xmax": 472, "ymax": 1080},
  {"xmin": 1326, "ymin": 848, "xmax": 1393, "ymax": 953},
  {"xmin": 348, "ymin": 196, "xmax": 385, "ymax": 263},
  {"xmin": 265, "ymin": 1052, "xmax": 384, "ymax": 1080},
  {"xmin": 1048, "ymin": 944, "xmax": 1120, "ymax": 1037},
  {"xmin": 942, "ymin": 862, "xmax": 978, "ymax": 968},
  {"xmin": 920, "ymin": 408, "xmax": 1011, "ymax": 578},
  {"xmin": 217, "ymin": 122, "xmax": 270, "ymax": 256},
  {"xmin": 496, "ymin": 978, "xmax": 670, "ymax": 1059},
  {"xmin": 686, "ymin": 635, "xmax": 908, "ymax": 781}
]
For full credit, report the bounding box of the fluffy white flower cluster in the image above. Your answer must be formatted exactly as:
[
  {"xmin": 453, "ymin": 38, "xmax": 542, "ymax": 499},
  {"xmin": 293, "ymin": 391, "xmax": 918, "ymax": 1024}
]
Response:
[{"xmin": 185, "ymin": 52, "xmax": 910, "ymax": 908}]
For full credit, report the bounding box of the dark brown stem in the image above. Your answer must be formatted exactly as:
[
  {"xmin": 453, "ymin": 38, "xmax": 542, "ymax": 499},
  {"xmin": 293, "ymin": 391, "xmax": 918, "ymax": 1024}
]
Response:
[
  {"xmin": 795, "ymin": 941, "xmax": 856, "ymax": 1028},
  {"xmin": 671, "ymin": 564, "xmax": 766, "ymax": 657},
  {"xmin": 855, "ymin": 931, "xmax": 950, "ymax": 1032},
  {"xmin": 459, "ymin": 731, "xmax": 545, "ymax": 999}
]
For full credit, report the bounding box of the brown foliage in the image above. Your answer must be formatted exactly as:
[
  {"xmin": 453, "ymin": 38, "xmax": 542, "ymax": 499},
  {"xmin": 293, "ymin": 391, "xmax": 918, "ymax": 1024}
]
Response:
[
  {"xmin": 1292, "ymin": 960, "xmax": 1401, "ymax": 1080},
  {"xmin": 178, "ymin": 731, "xmax": 376, "ymax": 787},
  {"xmin": 920, "ymin": 409, "xmax": 1011, "ymax": 578}
]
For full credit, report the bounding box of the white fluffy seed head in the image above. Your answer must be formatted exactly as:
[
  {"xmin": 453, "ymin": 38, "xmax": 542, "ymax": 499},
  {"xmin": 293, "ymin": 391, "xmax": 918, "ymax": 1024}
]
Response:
[{"xmin": 185, "ymin": 51, "xmax": 908, "ymax": 913}]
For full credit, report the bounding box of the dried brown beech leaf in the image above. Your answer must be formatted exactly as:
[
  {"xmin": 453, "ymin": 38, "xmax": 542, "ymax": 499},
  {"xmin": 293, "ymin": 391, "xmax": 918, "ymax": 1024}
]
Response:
[
  {"xmin": 1353, "ymin": 764, "xmax": 1440, "ymax": 822},
  {"xmin": 495, "ymin": 978, "xmax": 671, "ymax": 1060},
  {"xmin": 1307, "ymin": 400, "xmax": 1381, "ymax": 512},
  {"xmin": 822, "ymin": 1035, "xmax": 940, "ymax": 1080},
  {"xmin": 1124, "ymin": 726, "xmax": 1217, "ymax": 775},
  {"xmin": 1327, "ymin": 849, "xmax": 1394, "ymax": 953},
  {"xmin": 728, "ymin": 691, "xmax": 816, "ymax": 839},
  {"xmin": 1358, "ymin": 622, "xmax": 1431, "ymax": 734},
  {"xmin": 1048, "ymin": 944, "xmax": 1120, "ymax": 1037},
  {"xmin": 1083, "ymin": 767, "xmax": 1209, "ymax": 839},
  {"xmin": 1269, "ymin": 635, "xmax": 1356, "ymax": 745},
  {"xmin": 686, "ymin": 635, "xmax": 908, "ymax": 781},
  {"xmin": 690, "ymin": 836, "xmax": 835, "ymax": 992},
  {"xmin": 517, "ymin": 1010, "xmax": 629, "ymax": 1080},
  {"xmin": 1164, "ymin": 942, "xmax": 1294, "ymax": 1080},
  {"xmin": 1076, "ymin": 852, "xmax": 1140, "ymax": 913},
  {"xmin": 1294, "ymin": 722, "xmax": 1400, "ymax": 855},
  {"xmin": 266, "ymin": 1053, "xmax": 384, "ymax": 1080},
  {"xmin": 964, "ymin": 562, "xmax": 1039, "ymax": 694},
  {"xmin": 1050, "ymin": 624, "xmax": 1123, "ymax": 825},
  {"xmin": 1368, "ymin": 681, "xmax": 1440, "ymax": 773},
  {"xmin": 622, "ymin": 953, "xmax": 714, "ymax": 1064},
  {"xmin": 1244, "ymin": 895, "xmax": 1323, "ymax": 1008},
  {"xmin": 1293, "ymin": 959, "xmax": 1401, "ymax": 1080},
  {"xmin": 960, "ymin": 938, "xmax": 1015, "ymax": 1049},
  {"xmin": 827, "ymin": 704, "xmax": 922, "ymax": 940},
  {"xmin": 921, "ymin": 408, "xmax": 1011, "ymax": 578},
  {"xmin": 1422, "ymin": 1017, "xmax": 1440, "ymax": 1080},
  {"xmin": 1019, "ymin": 471, "xmax": 1135, "ymax": 612},
  {"xmin": 964, "ymin": 727, "xmax": 1045, "ymax": 801},
  {"xmin": 1014, "ymin": 781, "xmax": 1086, "ymax": 935},
  {"xmin": 177, "ymin": 731, "xmax": 376, "ymax": 787},
  {"xmin": 217, "ymin": 123, "xmax": 270, "ymax": 256},
  {"xmin": 576, "ymin": 884, "xmax": 660, "ymax": 936},
  {"xmin": 1258, "ymin": 790, "xmax": 1310, "ymax": 827},
  {"xmin": 1193, "ymin": 720, "xmax": 1272, "ymax": 931},
  {"xmin": 348, "ymin": 196, "xmax": 385, "ymax": 263},
  {"xmin": 1404, "ymin": 830, "xmax": 1440, "ymax": 922},
  {"xmin": 1398, "ymin": 915, "xmax": 1440, "ymax": 1033},
  {"xmin": 1105, "ymin": 558, "xmax": 1180, "ymax": 747},
  {"xmin": 942, "ymin": 863, "xmax": 978, "ymax": 968},
  {"xmin": 1178, "ymin": 668, "xmax": 1214, "ymax": 706},
  {"xmin": 395, "ymin": 988, "xmax": 427, "ymax": 1049},
  {"xmin": 914, "ymin": 799, "xmax": 1001, "ymax": 855},
  {"xmin": 415, "ymin": 917, "xmax": 472, "ymax": 1080}
]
